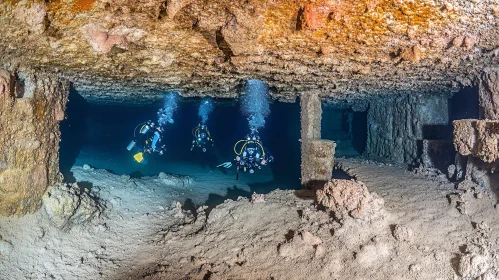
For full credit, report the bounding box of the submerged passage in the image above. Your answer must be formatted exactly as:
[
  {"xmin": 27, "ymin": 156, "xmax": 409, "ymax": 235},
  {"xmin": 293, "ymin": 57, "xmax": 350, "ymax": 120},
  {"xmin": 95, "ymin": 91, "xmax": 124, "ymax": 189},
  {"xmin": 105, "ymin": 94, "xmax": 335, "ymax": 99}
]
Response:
[{"xmin": 59, "ymin": 88, "xmax": 302, "ymax": 206}]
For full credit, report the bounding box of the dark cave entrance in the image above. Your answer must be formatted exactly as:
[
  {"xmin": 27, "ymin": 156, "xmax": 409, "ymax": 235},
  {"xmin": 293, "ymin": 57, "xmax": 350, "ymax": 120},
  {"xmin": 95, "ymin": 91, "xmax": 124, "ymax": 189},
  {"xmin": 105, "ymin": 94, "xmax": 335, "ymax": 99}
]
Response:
[
  {"xmin": 449, "ymin": 86, "xmax": 479, "ymax": 121},
  {"xmin": 321, "ymin": 104, "xmax": 368, "ymax": 158},
  {"xmin": 59, "ymin": 90, "xmax": 302, "ymax": 205},
  {"xmin": 418, "ymin": 87, "xmax": 479, "ymax": 172}
]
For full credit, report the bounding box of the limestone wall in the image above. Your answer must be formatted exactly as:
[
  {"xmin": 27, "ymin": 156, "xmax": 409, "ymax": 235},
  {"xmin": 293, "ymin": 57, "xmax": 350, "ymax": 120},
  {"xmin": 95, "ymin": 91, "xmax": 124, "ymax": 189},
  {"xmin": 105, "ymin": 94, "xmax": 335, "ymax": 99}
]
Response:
[{"xmin": 0, "ymin": 68, "xmax": 69, "ymax": 215}]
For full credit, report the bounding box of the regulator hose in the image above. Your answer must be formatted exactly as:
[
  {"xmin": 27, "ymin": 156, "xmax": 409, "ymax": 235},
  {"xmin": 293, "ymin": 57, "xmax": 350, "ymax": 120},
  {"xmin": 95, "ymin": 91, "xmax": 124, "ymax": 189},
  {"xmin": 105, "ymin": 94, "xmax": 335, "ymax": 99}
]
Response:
[
  {"xmin": 133, "ymin": 122, "xmax": 146, "ymax": 138},
  {"xmin": 234, "ymin": 140, "xmax": 246, "ymax": 155},
  {"xmin": 192, "ymin": 127, "xmax": 200, "ymax": 137},
  {"xmin": 233, "ymin": 140, "xmax": 265, "ymax": 156}
]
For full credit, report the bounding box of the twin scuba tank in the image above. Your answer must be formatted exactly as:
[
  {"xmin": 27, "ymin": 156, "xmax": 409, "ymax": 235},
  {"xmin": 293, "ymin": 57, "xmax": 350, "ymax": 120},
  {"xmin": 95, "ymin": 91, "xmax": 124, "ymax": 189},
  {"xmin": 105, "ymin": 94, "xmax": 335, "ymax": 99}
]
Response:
[{"xmin": 126, "ymin": 123, "xmax": 153, "ymax": 151}]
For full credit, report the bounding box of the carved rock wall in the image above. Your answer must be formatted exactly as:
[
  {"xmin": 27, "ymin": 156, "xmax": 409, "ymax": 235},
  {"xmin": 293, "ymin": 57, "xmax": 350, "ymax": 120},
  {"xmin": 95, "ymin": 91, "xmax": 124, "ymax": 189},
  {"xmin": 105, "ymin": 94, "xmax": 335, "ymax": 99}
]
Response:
[
  {"xmin": 366, "ymin": 94, "xmax": 449, "ymax": 164},
  {"xmin": 0, "ymin": 68, "xmax": 69, "ymax": 215},
  {"xmin": 479, "ymin": 68, "xmax": 499, "ymax": 120}
]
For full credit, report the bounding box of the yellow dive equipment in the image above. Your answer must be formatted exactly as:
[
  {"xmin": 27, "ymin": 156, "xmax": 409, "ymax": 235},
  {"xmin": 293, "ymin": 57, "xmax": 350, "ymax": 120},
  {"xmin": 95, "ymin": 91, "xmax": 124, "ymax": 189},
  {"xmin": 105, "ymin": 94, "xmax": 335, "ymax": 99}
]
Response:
[
  {"xmin": 193, "ymin": 127, "xmax": 212, "ymax": 138},
  {"xmin": 133, "ymin": 152, "xmax": 145, "ymax": 163},
  {"xmin": 234, "ymin": 140, "xmax": 265, "ymax": 156}
]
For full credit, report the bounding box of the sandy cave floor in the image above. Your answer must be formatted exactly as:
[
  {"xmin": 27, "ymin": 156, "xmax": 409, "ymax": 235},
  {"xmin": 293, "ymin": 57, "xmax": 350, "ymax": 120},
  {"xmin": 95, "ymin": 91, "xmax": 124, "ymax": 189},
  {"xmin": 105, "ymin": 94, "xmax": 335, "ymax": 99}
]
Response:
[{"xmin": 1, "ymin": 158, "xmax": 499, "ymax": 280}]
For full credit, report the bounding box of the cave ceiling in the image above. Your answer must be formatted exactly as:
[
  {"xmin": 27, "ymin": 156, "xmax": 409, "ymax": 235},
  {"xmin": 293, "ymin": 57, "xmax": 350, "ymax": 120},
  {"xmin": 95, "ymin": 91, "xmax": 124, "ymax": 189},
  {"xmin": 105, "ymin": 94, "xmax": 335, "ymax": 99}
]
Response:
[{"xmin": 0, "ymin": 0, "xmax": 498, "ymax": 103}]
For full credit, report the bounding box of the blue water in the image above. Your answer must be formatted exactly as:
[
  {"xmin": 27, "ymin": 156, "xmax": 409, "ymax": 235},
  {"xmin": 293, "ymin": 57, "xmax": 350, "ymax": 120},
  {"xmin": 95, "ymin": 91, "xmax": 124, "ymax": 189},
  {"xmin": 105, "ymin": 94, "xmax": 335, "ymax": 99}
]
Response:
[{"xmin": 59, "ymin": 91, "xmax": 303, "ymax": 207}]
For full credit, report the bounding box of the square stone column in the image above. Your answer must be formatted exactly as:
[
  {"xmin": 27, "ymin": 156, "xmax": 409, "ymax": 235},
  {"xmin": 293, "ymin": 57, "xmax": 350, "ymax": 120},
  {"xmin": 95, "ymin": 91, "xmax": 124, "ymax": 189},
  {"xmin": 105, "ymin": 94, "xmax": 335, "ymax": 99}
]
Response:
[{"xmin": 300, "ymin": 93, "xmax": 335, "ymax": 189}]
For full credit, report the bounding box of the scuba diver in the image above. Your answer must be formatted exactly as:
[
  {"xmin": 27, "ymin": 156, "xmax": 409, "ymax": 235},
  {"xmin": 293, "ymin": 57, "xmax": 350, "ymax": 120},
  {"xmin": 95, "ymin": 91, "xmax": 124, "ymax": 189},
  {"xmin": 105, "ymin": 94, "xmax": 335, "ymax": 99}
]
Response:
[
  {"xmin": 126, "ymin": 120, "xmax": 167, "ymax": 164},
  {"xmin": 191, "ymin": 123, "xmax": 214, "ymax": 152},
  {"xmin": 218, "ymin": 132, "xmax": 274, "ymax": 179}
]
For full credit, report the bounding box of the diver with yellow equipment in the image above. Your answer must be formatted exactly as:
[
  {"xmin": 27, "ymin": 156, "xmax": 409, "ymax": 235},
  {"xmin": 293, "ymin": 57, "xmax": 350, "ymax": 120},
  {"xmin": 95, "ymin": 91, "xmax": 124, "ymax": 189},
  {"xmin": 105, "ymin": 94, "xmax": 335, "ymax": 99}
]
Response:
[
  {"xmin": 191, "ymin": 123, "xmax": 214, "ymax": 152},
  {"xmin": 126, "ymin": 120, "xmax": 166, "ymax": 164},
  {"xmin": 219, "ymin": 132, "xmax": 274, "ymax": 180}
]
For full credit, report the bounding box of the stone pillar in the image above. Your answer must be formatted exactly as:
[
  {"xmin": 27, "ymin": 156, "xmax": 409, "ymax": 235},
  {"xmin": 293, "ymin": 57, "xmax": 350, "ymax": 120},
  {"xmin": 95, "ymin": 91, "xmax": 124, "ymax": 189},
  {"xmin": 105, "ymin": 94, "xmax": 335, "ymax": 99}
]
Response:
[
  {"xmin": 0, "ymin": 68, "xmax": 69, "ymax": 216},
  {"xmin": 479, "ymin": 67, "xmax": 499, "ymax": 120},
  {"xmin": 300, "ymin": 93, "xmax": 335, "ymax": 189},
  {"xmin": 300, "ymin": 93, "xmax": 322, "ymax": 139}
]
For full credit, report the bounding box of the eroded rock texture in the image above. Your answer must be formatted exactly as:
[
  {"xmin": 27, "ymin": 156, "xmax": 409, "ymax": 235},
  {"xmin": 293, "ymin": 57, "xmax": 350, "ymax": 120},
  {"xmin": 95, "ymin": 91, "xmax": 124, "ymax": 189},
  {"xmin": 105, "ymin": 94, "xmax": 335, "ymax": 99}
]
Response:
[
  {"xmin": 316, "ymin": 179, "xmax": 385, "ymax": 221},
  {"xmin": 0, "ymin": 68, "xmax": 69, "ymax": 215},
  {"xmin": 479, "ymin": 67, "xmax": 499, "ymax": 120},
  {"xmin": 453, "ymin": 119, "xmax": 499, "ymax": 164},
  {"xmin": 301, "ymin": 140, "xmax": 336, "ymax": 189},
  {"xmin": 453, "ymin": 119, "xmax": 499, "ymax": 190},
  {"xmin": 0, "ymin": 0, "xmax": 498, "ymax": 102},
  {"xmin": 42, "ymin": 183, "xmax": 103, "ymax": 231}
]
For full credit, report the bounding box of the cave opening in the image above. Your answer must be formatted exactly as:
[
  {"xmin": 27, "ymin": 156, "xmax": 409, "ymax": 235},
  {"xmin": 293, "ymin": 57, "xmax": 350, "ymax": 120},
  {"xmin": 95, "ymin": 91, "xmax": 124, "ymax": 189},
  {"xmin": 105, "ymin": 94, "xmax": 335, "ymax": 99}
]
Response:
[
  {"xmin": 60, "ymin": 89, "xmax": 302, "ymax": 207},
  {"xmin": 321, "ymin": 103, "xmax": 367, "ymax": 158}
]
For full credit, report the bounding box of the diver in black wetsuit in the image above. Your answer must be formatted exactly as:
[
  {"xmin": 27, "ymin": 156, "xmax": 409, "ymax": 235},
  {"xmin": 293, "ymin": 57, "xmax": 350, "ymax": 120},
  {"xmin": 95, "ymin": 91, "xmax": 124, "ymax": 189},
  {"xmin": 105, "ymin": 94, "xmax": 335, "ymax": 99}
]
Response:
[
  {"xmin": 191, "ymin": 123, "xmax": 214, "ymax": 152},
  {"xmin": 126, "ymin": 120, "xmax": 166, "ymax": 164},
  {"xmin": 218, "ymin": 132, "xmax": 274, "ymax": 179}
]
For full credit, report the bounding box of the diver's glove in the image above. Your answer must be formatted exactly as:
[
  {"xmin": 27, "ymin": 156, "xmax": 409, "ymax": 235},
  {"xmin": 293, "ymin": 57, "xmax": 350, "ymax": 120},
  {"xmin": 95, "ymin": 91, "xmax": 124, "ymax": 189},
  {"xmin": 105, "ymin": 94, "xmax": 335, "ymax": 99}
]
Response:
[{"xmin": 217, "ymin": 162, "xmax": 232, "ymax": 168}]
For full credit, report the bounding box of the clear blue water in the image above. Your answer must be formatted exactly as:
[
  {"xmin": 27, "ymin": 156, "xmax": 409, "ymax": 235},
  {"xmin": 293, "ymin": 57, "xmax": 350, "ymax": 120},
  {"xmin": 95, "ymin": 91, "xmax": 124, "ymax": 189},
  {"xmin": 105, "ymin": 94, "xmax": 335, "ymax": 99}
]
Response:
[{"xmin": 59, "ymin": 91, "xmax": 303, "ymax": 206}]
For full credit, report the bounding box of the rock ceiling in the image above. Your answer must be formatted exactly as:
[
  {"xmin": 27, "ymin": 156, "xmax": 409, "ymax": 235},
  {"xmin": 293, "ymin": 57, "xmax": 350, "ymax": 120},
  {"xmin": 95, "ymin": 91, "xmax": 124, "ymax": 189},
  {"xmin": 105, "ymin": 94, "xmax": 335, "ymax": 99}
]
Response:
[{"xmin": 0, "ymin": 0, "xmax": 498, "ymax": 103}]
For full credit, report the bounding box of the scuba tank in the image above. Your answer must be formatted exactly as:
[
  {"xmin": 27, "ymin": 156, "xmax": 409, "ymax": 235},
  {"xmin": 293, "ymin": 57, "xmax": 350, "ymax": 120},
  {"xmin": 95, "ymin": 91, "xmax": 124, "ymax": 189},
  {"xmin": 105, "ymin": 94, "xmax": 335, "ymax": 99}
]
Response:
[
  {"xmin": 140, "ymin": 124, "xmax": 150, "ymax": 134},
  {"xmin": 126, "ymin": 141, "xmax": 136, "ymax": 151}
]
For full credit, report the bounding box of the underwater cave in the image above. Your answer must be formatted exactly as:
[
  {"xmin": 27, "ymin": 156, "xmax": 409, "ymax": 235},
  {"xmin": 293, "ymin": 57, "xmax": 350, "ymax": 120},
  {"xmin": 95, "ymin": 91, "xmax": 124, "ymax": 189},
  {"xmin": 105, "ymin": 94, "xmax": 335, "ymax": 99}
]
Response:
[
  {"xmin": 321, "ymin": 103, "xmax": 368, "ymax": 158},
  {"xmin": 2, "ymin": 0, "xmax": 499, "ymax": 278},
  {"xmin": 59, "ymin": 85, "xmax": 302, "ymax": 208},
  {"xmin": 58, "ymin": 84, "xmax": 482, "ymax": 203}
]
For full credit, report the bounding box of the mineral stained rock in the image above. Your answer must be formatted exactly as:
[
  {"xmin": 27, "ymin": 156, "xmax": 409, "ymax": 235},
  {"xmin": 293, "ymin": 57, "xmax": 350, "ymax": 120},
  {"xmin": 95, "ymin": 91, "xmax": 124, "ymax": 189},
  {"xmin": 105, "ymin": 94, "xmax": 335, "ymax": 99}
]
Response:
[
  {"xmin": 0, "ymin": 69, "xmax": 69, "ymax": 216},
  {"xmin": 0, "ymin": 0, "xmax": 497, "ymax": 102},
  {"xmin": 42, "ymin": 183, "xmax": 104, "ymax": 231},
  {"xmin": 250, "ymin": 192, "xmax": 265, "ymax": 203},
  {"xmin": 316, "ymin": 179, "xmax": 384, "ymax": 221}
]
